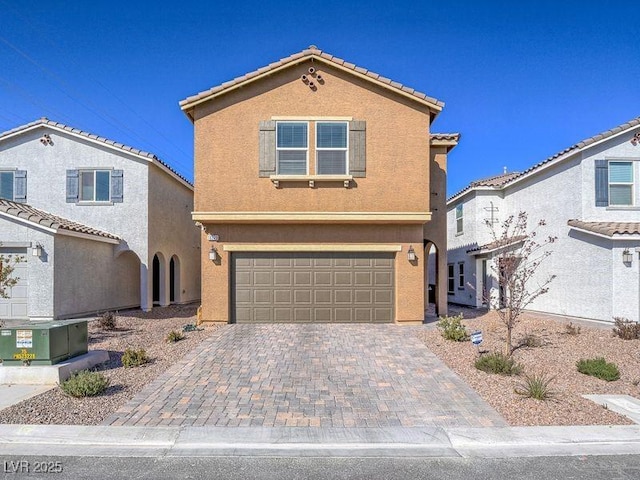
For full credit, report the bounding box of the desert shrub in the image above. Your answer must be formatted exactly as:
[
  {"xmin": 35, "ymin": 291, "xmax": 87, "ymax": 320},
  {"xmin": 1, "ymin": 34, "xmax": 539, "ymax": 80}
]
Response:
[
  {"xmin": 98, "ymin": 311, "xmax": 117, "ymax": 331},
  {"xmin": 565, "ymin": 322, "xmax": 581, "ymax": 335},
  {"xmin": 612, "ymin": 317, "xmax": 640, "ymax": 340},
  {"xmin": 437, "ymin": 313, "xmax": 469, "ymax": 342},
  {"xmin": 60, "ymin": 370, "xmax": 109, "ymax": 397},
  {"xmin": 166, "ymin": 330, "xmax": 184, "ymax": 343},
  {"xmin": 514, "ymin": 371, "xmax": 556, "ymax": 400},
  {"xmin": 576, "ymin": 357, "xmax": 620, "ymax": 381},
  {"xmin": 121, "ymin": 348, "xmax": 148, "ymax": 368},
  {"xmin": 520, "ymin": 333, "xmax": 543, "ymax": 348},
  {"xmin": 475, "ymin": 352, "xmax": 522, "ymax": 376}
]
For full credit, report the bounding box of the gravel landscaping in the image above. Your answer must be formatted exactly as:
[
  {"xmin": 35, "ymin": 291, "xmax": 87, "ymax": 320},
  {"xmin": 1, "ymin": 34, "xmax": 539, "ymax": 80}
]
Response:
[
  {"xmin": 417, "ymin": 307, "xmax": 640, "ymax": 426},
  {"xmin": 1, "ymin": 304, "xmax": 639, "ymax": 427},
  {"xmin": 0, "ymin": 304, "xmax": 218, "ymax": 425}
]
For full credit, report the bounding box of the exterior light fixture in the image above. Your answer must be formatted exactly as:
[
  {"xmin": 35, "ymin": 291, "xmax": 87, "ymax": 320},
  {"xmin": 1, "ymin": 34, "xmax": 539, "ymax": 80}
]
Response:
[
  {"xmin": 32, "ymin": 243, "xmax": 43, "ymax": 257},
  {"xmin": 623, "ymin": 248, "xmax": 633, "ymax": 264},
  {"xmin": 407, "ymin": 245, "xmax": 416, "ymax": 262},
  {"xmin": 209, "ymin": 247, "xmax": 217, "ymax": 261}
]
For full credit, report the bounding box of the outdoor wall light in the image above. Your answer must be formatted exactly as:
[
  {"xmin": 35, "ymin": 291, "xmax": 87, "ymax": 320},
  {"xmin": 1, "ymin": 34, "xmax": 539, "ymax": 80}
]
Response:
[
  {"xmin": 407, "ymin": 245, "xmax": 416, "ymax": 262},
  {"xmin": 32, "ymin": 243, "xmax": 43, "ymax": 257},
  {"xmin": 623, "ymin": 248, "xmax": 633, "ymax": 264},
  {"xmin": 209, "ymin": 247, "xmax": 218, "ymax": 261}
]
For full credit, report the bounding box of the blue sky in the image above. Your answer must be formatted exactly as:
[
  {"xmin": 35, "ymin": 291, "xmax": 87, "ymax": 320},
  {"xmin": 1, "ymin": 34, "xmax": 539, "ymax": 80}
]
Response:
[{"xmin": 1, "ymin": 1, "xmax": 638, "ymax": 196}]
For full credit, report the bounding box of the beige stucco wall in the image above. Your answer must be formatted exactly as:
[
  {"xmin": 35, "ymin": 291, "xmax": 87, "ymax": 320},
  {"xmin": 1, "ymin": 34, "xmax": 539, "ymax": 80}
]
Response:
[
  {"xmin": 192, "ymin": 60, "xmax": 433, "ymax": 214},
  {"xmin": 199, "ymin": 224, "xmax": 425, "ymax": 323},
  {"xmin": 191, "ymin": 58, "xmax": 447, "ymax": 324}
]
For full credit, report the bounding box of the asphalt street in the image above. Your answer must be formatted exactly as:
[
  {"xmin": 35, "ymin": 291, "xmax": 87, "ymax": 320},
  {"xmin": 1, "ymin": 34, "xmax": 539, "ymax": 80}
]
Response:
[{"xmin": 2, "ymin": 455, "xmax": 640, "ymax": 480}]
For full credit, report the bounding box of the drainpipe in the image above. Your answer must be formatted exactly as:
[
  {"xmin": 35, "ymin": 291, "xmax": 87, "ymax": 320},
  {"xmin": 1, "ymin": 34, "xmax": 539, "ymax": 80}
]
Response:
[{"xmin": 636, "ymin": 247, "xmax": 640, "ymax": 322}]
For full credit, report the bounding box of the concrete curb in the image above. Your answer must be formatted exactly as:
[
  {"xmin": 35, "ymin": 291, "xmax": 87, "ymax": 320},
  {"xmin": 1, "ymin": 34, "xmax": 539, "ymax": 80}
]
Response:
[{"xmin": 1, "ymin": 424, "xmax": 640, "ymax": 458}]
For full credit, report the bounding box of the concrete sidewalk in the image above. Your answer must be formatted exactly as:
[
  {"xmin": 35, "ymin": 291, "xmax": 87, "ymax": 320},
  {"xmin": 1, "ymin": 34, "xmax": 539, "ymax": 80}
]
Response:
[{"xmin": 1, "ymin": 424, "xmax": 639, "ymax": 458}]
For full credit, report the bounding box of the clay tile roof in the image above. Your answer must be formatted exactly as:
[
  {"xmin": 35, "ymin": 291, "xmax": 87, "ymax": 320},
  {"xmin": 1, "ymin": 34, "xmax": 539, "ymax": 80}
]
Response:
[
  {"xmin": 0, "ymin": 118, "xmax": 192, "ymax": 188},
  {"xmin": 448, "ymin": 115, "xmax": 640, "ymax": 204},
  {"xmin": 502, "ymin": 115, "xmax": 640, "ymax": 186},
  {"xmin": 466, "ymin": 235, "xmax": 527, "ymax": 255},
  {"xmin": 470, "ymin": 172, "xmax": 521, "ymax": 188},
  {"xmin": 430, "ymin": 133, "xmax": 461, "ymax": 142},
  {"xmin": 0, "ymin": 199, "xmax": 120, "ymax": 241},
  {"xmin": 567, "ymin": 219, "xmax": 640, "ymax": 237},
  {"xmin": 179, "ymin": 46, "xmax": 444, "ymax": 113}
]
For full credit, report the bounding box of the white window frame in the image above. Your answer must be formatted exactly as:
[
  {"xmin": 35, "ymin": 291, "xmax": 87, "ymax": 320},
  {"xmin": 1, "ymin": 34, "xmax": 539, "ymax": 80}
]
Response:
[
  {"xmin": 608, "ymin": 161, "xmax": 634, "ymax": 206},
  {"xmin": 447, "ymin": 264, "xmax": 455, "ymax": 294},
  {"xmin": 0, "ymin": 170, "xmax": 15, "ymax": 201},
  {"xmin": 458, "ymin": 262, "xmax": 464, "ymax": 289},
  {"xmin": 455, "ymin": 203, "xmax": 463, "ymax": 234},
  {"xmin": 79, "ymin": 169, "xmax": 111, "ymax": 203},
  {"xmin": 276, "ymin": 121, "xmax": 309, "ymax": 175},
  {"xmin": 315, "ymin": 121, "xmax": 348, "ymax": 175}
]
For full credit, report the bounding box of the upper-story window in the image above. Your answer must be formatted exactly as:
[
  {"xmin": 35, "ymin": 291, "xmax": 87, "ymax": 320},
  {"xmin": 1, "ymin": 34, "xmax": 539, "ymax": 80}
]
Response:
[
  {"xmin": 66, "ymin": 169, "xmax": 123, "ymax": 204},
  {"xmin": 0, "ymin": 171, "xmax": 14, "ymax": 201},
  {"xmin": 316, "ymin": 122, "xmax": 348, "ymax": 175},
  {"xmin": 455, "ymin": 203, "xmax": 463, "ymax": 234},
  {"xmin": 609, "ymin": 161, "xmax": 633, "ymax": 206},
  {"xmin": 276, "ymin": 122, "xmax": 308, "ymax": 175},
  {"xmin": 80, "ymin": 170, "xmax": 111, "ymax": 202}
]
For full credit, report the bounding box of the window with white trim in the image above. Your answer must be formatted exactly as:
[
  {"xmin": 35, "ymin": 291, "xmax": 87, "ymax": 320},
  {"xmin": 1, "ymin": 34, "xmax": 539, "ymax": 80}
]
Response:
[
  {"xmin": 458, "ymin": 262, "xmax": 464, "ymax": 289},
  {"xmin": 609, "ymin": 161, "xmax": 633, "ymax": 206},
  {"xmin": 0, "ymin": 171, "xmax": 14, "ymax": 201},
  {"xmin": 316, "ymin": 122, "xmax": 348, "ymax": 175},
  {"xmin": 447, "ymin": 264, "xmax": 455, "ymax": 294},
  {"xmin": 276, "ymin": 122, "xmax": 308, "ymax": 175},
  {"xmin": 455, "ymin": 203, "xmax": 463, "ymax": 234},
  {"xmin": 80, "ymin": 170, "xmax": 111, "ymax": 202}
]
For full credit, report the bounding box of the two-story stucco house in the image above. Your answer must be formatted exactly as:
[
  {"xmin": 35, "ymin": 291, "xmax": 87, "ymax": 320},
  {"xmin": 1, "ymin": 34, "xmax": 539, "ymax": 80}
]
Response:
[
  {"xmin": 0, "ymin": 118, "xmax": 200, "ymax": 320},
  {"xmin": 447, "ymin": 116, "xmax": 640, "ymax": 323},
  {"xmin": 180, "ymin": 46, "xmax": 458, "ymax": 324}
]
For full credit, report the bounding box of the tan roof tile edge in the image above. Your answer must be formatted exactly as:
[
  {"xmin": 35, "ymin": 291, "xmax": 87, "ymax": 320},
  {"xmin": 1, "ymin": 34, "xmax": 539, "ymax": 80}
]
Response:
[
  {"xmin": 0, "ymin": 118, "xmax": 192, "ymax": 188},
  {"xmin": 0, "ymin": 199, "xmax": 120, "ymax": 241},
  {"xmin": 179, "ymin": 46, "xmax": 444, "ymax": 111}
]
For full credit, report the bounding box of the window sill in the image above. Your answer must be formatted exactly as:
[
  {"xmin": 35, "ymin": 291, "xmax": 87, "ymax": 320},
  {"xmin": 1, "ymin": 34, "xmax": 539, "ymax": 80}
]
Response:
[
  {"xmin": 606, "ymin": 206, "xmax": 640, "ymax": 211},
  {"xmin": 76, "ymin": 201, "xmax": 114, "ymax": 206},
  {"xmin": 270, "ymin": 175, "xmax": 353, "ymax": 188}
]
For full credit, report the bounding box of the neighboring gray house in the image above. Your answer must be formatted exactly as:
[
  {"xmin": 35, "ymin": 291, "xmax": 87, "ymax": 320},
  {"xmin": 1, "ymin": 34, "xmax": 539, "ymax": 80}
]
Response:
[
  {"xmin": 446, "ymin": 116, "xmax": 640, "ymax": 323},
  {"xmin": 0, "ymin": 118, "xmax": 200, "ymax": 320}
]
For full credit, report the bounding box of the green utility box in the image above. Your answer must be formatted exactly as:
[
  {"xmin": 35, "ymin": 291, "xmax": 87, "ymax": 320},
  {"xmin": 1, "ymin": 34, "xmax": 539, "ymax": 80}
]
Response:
[{"xmin": 0, "ymin": 319, "xmax": 88, "ymax": 366}]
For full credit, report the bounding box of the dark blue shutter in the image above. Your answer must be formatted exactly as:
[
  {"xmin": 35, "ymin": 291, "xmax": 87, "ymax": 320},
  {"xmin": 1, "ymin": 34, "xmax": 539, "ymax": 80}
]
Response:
[
  {"xmin": 595, "ymin": 160, "xmax": 608, "ymax": 207},
  {"xmin": 111, "ymin": 170, "xmax": 123, "ymax": 203},
  {"xmin": 14, "ymin": 170, "xmax": 27, "ymax": 203},
  {"xmin": 66, "ymin": 169, "xmax": 79, "ymax": 203}
]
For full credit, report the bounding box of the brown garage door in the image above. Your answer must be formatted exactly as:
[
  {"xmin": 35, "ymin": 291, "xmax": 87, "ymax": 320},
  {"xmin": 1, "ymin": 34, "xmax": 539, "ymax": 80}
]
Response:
[{"xmin": 232, "ymin": 252, "xmax": 394, "ymax": 323}]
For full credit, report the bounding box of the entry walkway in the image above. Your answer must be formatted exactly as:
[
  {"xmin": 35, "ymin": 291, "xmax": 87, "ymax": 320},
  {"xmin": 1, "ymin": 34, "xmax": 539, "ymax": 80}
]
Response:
[{"xmin": 105, "ymin": 324, "xmax": 506, "ymax": 428}]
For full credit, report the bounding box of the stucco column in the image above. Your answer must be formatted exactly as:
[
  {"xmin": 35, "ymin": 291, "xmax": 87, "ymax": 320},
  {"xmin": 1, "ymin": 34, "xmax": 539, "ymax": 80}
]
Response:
[
  {"xmin": 160, "ymin": 255, "xmax": 170, "ymax": 307},
  {"xmin": 140, "ymin": 263, "xmax": 152, "ymax": 312}
]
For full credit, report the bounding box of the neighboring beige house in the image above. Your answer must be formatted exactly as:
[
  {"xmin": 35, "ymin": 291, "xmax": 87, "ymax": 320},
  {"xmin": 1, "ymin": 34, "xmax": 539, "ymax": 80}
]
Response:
[
  {"xmin": 181, "ymin": 46, "xmax": 458, "ymax": 324},
  {"xmin": 0, "ymin": 119, "xmax": 200, "ymax": 320}
]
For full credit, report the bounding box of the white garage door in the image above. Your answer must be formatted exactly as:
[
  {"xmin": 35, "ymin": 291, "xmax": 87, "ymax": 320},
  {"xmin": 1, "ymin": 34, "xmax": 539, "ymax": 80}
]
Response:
[{"xmin": 0, "ymin": 248, "xmax": 28, "ymax": 319}]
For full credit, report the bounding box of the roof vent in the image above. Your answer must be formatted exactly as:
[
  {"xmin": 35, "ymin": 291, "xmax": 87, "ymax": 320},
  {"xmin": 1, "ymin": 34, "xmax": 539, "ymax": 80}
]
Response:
[
  {"xmin": 503, "ymin": 166, "xmax": 507, "ymax": 174},
  {"xmin": 308, "ymin": 45, "xmax": 318, "ymax": 50}
]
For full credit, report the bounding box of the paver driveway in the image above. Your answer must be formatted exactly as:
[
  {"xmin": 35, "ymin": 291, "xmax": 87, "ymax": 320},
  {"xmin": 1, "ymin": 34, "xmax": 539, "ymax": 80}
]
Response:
[{"xmin": 104, "ymin": 325, "xmax": 506, "ymax": 428}]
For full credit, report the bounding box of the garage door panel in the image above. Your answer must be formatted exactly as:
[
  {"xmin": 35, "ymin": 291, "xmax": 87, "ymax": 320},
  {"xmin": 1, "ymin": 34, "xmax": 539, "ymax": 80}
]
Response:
[
  {"xmin": 314, "ymin": 290, "xmax": 332, "ymax": 304},
  {"xmin": 253, "ymin": 271, "xmax": 271, "ymax": 285},
  {"xmin": 314, "ymin": 272, "xmax": 331, "ymax": 285},
  {"xmin": 294, "ymin": 290, "xmax": 312, "ymax": 304},
  {"xmin": 374, "ymin": 271, "xmax": 393, "ymax": 286},
  {"xmin": 232, "ymin": 252, "xmax": 394, "ymax": 323},
  {"xmin": 274, "ymin": 271, "xmax": 292, "ymax": 286},
  {"xmin": 274, "ymin": 290, "xmax": 292, "ymax": 304},
  {"xmin": 334, "ymin": 308, "xmax": 353, "ymax": 322}
]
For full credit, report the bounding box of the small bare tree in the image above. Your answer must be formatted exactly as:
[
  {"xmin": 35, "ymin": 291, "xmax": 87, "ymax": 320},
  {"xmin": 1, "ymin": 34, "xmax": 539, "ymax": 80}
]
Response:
[
  {"xmin": 486, "ymin": 212, "xmax": 557, "ymax": 356},
  {"xmin": 0, "ymin": 254, "xmax": 22, "ymax": 298}
]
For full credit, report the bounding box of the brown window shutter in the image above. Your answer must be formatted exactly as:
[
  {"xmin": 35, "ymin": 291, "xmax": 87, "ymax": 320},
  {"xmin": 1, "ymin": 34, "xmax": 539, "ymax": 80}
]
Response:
[
  {"xmin": 349, "ymin": 120, "xmax": 366, "ymax": 177},
  {"xmin": 259, "ymin": 120, "xmax": 276, "ymax": 177}
]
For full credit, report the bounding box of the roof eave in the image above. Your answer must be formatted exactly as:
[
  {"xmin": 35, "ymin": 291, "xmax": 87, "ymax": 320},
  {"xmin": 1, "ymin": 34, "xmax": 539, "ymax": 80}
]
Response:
[{"xmin": 179, "ymin": 53, "xmax": 444, "ymax": 116}]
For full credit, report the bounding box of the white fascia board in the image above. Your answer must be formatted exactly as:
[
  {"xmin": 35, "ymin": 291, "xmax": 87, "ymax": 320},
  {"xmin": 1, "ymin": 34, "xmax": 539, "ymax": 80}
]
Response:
[
  {"xmin": 569, "ymin": 225, "xmax": 640, "ymax": 241},
  {"xmin": 0, "ymin": 211, "xmax": 57, "ymax": 234},
  {"xmin": 57, "ymin": 229, "xmax": 120, "ymax": 245}
]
